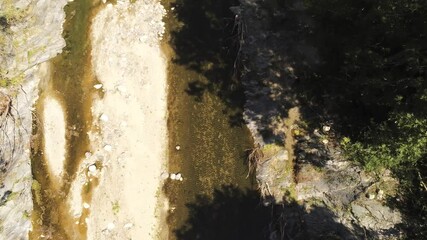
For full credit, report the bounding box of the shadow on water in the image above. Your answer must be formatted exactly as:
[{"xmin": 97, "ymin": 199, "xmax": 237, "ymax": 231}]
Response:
[
  {"xmin": 162, "ymin": 0, "xmax": 259, "ymax": 238},
  {"xmin": 175, "ymin": 186, "xmax": 271, "ymax": 240},
  {"xmin": 170, "ymin": 0, "xmax": 425, "ymax": 145},
  {"xmin": 162, "ymin": 0, "xmax": 392, "ymax": 238},
  {"xmin": 169, "ymin": 0, "xmax": 245, "ymax": 127},
  {"xmin": 175, "ymin": 185, "xmax": 360, "ymax": 240}
]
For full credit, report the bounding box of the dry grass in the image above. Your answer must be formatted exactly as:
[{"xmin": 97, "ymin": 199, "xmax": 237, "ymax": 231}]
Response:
[{"xmin": 247, "ymin": 144, "xmax": 264, "ymax": 178}]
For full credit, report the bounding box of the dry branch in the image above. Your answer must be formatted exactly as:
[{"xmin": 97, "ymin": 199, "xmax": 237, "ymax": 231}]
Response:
[{"xmin": 247, "ymin": 144, "xmax": 264, "ymax": 178}]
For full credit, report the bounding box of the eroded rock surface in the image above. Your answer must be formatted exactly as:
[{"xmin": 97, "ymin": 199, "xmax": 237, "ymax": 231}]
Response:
[{"xmin": 0, "ymin": 0, "xmax": 68, "ymax": 238}]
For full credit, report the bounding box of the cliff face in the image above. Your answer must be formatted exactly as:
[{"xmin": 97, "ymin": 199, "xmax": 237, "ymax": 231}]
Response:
[
  {"xmin": 235, "ymin": 0, "xmax": 402, "ymax": 239},
  {"xmin": 0, "ymin": 0, "xmax": 67, "ymax": 238}
]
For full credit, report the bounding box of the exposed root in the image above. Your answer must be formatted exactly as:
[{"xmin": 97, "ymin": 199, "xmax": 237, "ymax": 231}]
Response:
[
  {"xmin": 231, "ymin": 6, "xmax": 246, "ymax": 75},
  {"xmin": 0, "ymin": 91, "xmax": 27, "ymax": 175},
  {"xmin": 0, "ymin": 91, "xmax": 11, "ymax": 125},
  {"xmin": 0, "ymin": 92, "xmax": 12, "ymax": 177},
  {"xmin": 246, "ymin": 143, "xmax": 263, "ymax": 178}
]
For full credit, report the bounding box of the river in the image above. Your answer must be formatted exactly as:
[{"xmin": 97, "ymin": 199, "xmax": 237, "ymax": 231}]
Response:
[
  {"xmin": 162, "ymin": 0, "xmax": 270, "ymax": 239},
  {"xmin": 30, "ymin": 0, "xmax": 267, "ymax": 239},
  {"xmin": 30, "ymin": 0, "xmax": 101, "ymax": 238}
]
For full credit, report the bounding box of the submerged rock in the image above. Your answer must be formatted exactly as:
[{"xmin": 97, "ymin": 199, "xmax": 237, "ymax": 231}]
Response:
[
  {"xmin": 169, "ymin": 172, "xmax": 183, "ymax": 181},
  {"xmin": 104, "ymin": 144, "xmax": 113, "ymax": 152},
  {"xmin": 99, "ymin": 113, "xmax": 109, "ymax": 122},
  {"xmin": 107, "ymin": 222, "xmax": 115, "ymax": 231},
  {"xmin": 85, "ymin": 152, "xmax": 92, "ymax": 158},
  {"xmin": 124, "ymin": 223, "xmax": 133, "ymax": 229},
  {"xmin": 160, "ymin": 172, "xmax": 169, "ymax": 180},
  {"xmin": 94, "ymin": 83, "xmax": 103, "ymax": 89},
  {"xmin": 116, "ymin": 85, "xmax": 126, "ymax": 94},
  {"xmin": 88, "ymin": 164, "xmax": 97, "ymax": 173}
]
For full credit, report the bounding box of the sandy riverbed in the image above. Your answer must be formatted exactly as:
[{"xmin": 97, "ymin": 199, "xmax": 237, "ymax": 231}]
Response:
[
  {"xmin": 42, "ymin": 96, "xmax": 66, "ymax": 180},
  {"xmin": 88, "ymin": 1, "xmax": 167, "ymax": 239},
  {"xmin": 64, "ymin": 1, "xmax": 168, "ymax": 239}
]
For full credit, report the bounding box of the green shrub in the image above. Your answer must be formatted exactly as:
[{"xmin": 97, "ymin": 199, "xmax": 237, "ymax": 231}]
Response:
[{"xmin": 342, "ymin": 113, "xmax": 427, "ymax": 171}]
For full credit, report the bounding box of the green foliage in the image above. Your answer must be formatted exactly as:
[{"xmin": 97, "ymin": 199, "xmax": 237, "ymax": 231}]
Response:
[{"xmin": 343, "ymin": 113, "xmax": 427, "ymax": 171}]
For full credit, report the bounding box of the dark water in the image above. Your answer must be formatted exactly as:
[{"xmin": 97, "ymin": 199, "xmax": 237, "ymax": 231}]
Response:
[
  {"xmin": 30, "ymin": 0, "xmax": 101, "ymax": 239},
  {"xmin": 162, "ymin": 0, "xmax": 272, "ymax": 239}
]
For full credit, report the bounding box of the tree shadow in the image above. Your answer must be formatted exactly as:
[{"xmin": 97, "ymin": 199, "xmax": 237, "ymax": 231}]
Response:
[
  {"xmin": 166, "ymin": 0, "xmax": 246, "ymax": 127},
  {"xmin": 174, "ymin": 185, "xmax": 362, "ymax": 240},
  {"xmin": 285, "ymin": 0, "xmax": 390, "ymax": 139},
  {"xmin": 255, "ymin": 0, "xmax": 427, "ymax": 140},
  {"xmin": 238, "ymin": 0, "xmax": 426, "ymax": 236},
  {"xmin": 274, "ymin": 200, "xmax": 364, "ymax": 240},
  {"xmin": 174, "ymin": 186, "xmax": 271, "ymax": 240}
]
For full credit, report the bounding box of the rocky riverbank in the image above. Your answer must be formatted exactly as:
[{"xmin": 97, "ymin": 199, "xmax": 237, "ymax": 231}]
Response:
[
  {"xmin": 0, "ymin": 0, "xmax": 68, "ymax": 239},
  {"xmin": 235, "ymin": 0, "xmax": 403, "ymax": 239},
  {"xmin": 2, "ymin": 1, "xmax": 168, "ymax": 239}
]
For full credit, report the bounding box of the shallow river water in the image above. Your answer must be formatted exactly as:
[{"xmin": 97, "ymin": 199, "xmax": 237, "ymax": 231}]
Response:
[
  {"xmin": 30, "ymin": 0, "xmax": 100, "ymax": 238},
  {"xmin": 162, "ymin": 1, "xmax": 270, "ymax": 239},
  {"xmin": 30, "ymin": 0, "xmax": 267, "ymax": 239}
]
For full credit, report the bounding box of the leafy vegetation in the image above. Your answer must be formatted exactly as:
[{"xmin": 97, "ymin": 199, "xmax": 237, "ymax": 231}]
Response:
[{"xmin": 343, "ymin": 113, "xmax": 427, "ymax": 170}]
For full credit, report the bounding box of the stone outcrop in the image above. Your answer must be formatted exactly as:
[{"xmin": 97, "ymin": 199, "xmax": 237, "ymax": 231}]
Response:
[
  {"xmin": 0, "ymin": 0, "xmax": 68, "ymax": 238},
  {"xmin": 234, "ymin": 0, "xmax": 403, "ymax": 238}
]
